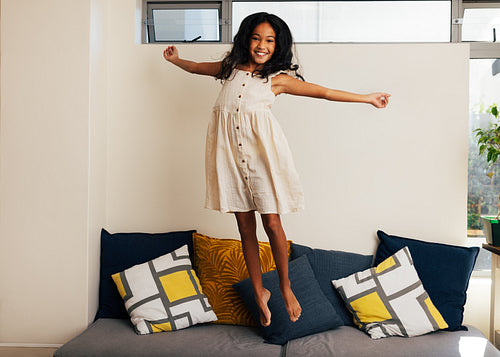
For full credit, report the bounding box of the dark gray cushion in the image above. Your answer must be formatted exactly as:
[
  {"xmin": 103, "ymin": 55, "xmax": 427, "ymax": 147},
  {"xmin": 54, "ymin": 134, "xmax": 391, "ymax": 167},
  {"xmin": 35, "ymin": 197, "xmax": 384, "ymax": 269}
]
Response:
[
  {"xmin": 285, "ymin": 325, "xmax": 500, "ymax": 357},
  {"xmin": 54, "ymin": 319, "xmax": 282, "ymax": 357},
  {"xmin": 233, "ymin": 255, "xmax": 343, "ymax": 345},
  {"xmin": 290, "ymin": 243, "xmax": 373, "ymax": 326}
]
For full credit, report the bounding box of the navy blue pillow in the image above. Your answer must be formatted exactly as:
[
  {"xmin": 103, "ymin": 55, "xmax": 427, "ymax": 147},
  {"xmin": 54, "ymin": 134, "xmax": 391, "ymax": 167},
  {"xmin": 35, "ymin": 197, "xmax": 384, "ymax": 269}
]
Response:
[
  {"xmin": 290, "ymin": 243, "xmax": 373, "ymax": 326},
  {"xmin": 233, "ymin": 255, "xmax": 343, "ymax": 345},
  {"xmin": 95, "ymin": 229, "xmax": 196, "ymax": 320},
  {"xmin": 374, "ymin": 230, "xmax": 479, "ymax": 331}
]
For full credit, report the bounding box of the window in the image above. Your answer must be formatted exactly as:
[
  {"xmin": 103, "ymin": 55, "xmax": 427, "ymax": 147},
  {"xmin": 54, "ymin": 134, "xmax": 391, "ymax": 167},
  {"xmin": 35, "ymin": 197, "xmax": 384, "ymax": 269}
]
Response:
[
  {"xmin": 145, "ymin": 1, "xmax": 222, "ymax": 42},
  {"xmin": 462, "ymin": 1, "xmax": 500, "ymax": 274},
  {"xmin": 463, "ymin": 8, "xmax": 500, "ymax": 42},
  {"xmin": 232, "ymin": 1, "xmax": 451, "ymax": 42},
  {"xmin": 467, "ymin": 58, "xmax": 500, "ymax": 273},
  {"xmin": 143, "ymin": 0, "xmax": 451, "ymax": 43}
]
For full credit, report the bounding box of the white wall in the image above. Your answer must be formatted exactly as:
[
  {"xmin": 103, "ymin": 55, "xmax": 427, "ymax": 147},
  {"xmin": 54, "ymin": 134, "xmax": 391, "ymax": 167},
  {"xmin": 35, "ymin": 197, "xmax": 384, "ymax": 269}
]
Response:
[
  {"xmin": 106, "ymin": 0, "xmax": 469, "ymax": 256},
  {"xmin": 88, "ymin": 0, "xmax": 109, "ymax": 325},
  {"xmin": 0, "ymin": 0, "xmax": 107, "ymax": 345},
  {"xmin": 0, "ymin": 0, "xmax": 90, "ymax": 344},
  {"xmin": 0, "ymin": 0, "xmax": 475, "ymax": 345}
]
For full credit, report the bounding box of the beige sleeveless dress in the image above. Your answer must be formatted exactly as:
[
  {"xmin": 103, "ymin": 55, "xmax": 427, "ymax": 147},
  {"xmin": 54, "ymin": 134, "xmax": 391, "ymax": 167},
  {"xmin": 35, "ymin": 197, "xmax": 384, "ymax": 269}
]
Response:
[{"xmin": 205, "ymin": 69, "xmax": 304, "ymax": 214}]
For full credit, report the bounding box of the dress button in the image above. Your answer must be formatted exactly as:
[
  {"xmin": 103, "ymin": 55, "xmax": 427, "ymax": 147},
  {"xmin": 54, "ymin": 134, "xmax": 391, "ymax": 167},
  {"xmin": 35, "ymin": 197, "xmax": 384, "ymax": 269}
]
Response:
[
  {"xmin": 236, "ymin": 108, "xmax": 239, "ymax": 112},
  {"xmin": 246, "ymin": 73, "xmax": 249, "ymax": 76},
  {"xmin": 238, "ymin": 95, "xmax": 242, "ymax": 98},
  {"xmin": 242, "ymin": 160, "xmax": 245, "ymax": 163},
  {"xmin": 236, "ymin": 126, "xmax": 239, "ymax": 129},
  {"xmin": 239, "ymin": 143, "xmax": 242, "ymax": 146},
  {"xmin": 242, "ymin": 83, "xmax": 246, "ymax": 87},
  {"xmin": 245, "ymin": 176, "xmax": 248, "ymax": 180}
]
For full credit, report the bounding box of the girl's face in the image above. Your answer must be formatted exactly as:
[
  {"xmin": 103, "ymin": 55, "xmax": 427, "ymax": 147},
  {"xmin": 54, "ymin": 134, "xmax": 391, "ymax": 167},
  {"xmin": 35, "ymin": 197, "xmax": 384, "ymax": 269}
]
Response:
[{"xmin": 248, "ymin": 22, "xmax": 276, "ymax": 67}]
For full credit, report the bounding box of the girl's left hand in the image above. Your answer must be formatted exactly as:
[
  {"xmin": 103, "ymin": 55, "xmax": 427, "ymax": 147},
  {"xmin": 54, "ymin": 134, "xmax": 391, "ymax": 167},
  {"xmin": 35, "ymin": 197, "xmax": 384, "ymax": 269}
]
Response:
[{"xmin": 368, "ymin": 93, "xmax": 391, "ymax": 108}]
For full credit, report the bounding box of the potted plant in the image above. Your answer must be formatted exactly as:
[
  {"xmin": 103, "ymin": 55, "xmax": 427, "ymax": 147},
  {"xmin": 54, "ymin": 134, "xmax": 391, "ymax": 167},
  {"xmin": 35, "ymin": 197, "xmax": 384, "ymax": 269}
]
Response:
[{"xmin": 474, "ymin": 104, "xmax": 500, "ymax": 245}]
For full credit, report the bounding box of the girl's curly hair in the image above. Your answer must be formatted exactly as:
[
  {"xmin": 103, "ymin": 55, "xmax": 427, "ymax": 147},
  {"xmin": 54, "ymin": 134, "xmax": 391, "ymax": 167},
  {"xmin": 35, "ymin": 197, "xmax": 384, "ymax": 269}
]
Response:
[{"xmin": 215, "ymin": 12, "xmax": 304, "ymax": 82}]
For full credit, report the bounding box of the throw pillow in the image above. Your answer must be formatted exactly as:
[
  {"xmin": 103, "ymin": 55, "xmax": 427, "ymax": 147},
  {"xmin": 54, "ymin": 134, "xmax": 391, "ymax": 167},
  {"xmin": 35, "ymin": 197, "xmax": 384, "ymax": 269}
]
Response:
[
  {"xmin": 291, "ymin": 243, "xmax": 373, "ymax": 326},
  {"xmin": 95, "ymin": 229, "xmax": 195, "ymax": 320},
  {"xmin": 332, "ymin": 247, "xmax": 448, "ymax": 339},
  {"xmin": 234, "ymin": 255, "xmax": 344, "ymax": 345},
  {"xmin": 192, "ymin": 233, "xmax": 291, "ymax": 326},
  {"xmin": 374, "ymin": 230, "xmax": 479, "ymax": 331},
  {"xmin": 111, "ymin": 245, "xmax": 217, "ymax": 334}
]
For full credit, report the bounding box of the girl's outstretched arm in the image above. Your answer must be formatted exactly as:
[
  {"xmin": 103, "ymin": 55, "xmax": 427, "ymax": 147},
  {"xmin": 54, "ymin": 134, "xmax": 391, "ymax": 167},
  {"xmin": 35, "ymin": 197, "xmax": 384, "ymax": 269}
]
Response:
[
  {"xmin": 163, "ymin": 45, "xmax": 222, "ymax": 77},
  {"xmin": 272, "ymin": 74, "xmax": 390, "ymax": 108}
]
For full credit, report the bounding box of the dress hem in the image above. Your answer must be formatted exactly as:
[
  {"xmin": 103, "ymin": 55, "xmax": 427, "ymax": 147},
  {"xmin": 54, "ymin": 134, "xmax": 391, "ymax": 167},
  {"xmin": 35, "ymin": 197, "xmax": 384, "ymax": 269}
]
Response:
[{"xmin": 204, "ymin": 204, "xmax": 304, "ymax": 215}]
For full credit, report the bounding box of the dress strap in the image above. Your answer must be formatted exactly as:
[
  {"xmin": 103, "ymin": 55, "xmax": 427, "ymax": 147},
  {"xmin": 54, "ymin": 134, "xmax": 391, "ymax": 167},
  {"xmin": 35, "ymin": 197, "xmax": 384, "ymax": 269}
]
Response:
[{"xmin": 270, "ymin": 71, "xmax": 288, "ymax": 78}]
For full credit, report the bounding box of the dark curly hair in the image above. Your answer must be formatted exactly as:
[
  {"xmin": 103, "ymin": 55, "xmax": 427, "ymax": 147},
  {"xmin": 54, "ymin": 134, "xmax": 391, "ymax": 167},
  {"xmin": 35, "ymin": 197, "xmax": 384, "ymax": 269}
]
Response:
[{"xmin": 215, "ymin": 12, "xmax": 304, "ymax": 82}]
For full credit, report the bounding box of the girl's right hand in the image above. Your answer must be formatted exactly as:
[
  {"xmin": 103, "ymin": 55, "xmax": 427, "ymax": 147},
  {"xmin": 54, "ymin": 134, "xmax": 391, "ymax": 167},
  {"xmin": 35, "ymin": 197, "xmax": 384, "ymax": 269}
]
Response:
[{"xmin": 163, "ymin": 46, "xmax": 178, "ymax": 62}]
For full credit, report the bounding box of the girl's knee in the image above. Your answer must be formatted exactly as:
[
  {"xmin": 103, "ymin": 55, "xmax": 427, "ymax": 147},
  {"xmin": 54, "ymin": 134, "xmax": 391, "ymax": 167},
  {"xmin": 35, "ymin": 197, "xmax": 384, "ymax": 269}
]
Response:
[
  {"xmin": 262, "ymin": 214, "xmax": 282, "ymax": 234},
  {"xmin": 235, "ymin": 211, "xmax": 256, "ymax": 236}
]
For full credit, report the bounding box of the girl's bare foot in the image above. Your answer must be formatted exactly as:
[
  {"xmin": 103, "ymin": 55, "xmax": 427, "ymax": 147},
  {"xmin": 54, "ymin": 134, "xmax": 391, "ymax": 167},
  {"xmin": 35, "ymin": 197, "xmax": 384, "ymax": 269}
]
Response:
[
  {"xmin": 281, "ymin": 285, "xmax": 301, "ymax": 322},
  {"xmin": 255, "ymin": 288, "xmax": 272, "ymax": 327}
]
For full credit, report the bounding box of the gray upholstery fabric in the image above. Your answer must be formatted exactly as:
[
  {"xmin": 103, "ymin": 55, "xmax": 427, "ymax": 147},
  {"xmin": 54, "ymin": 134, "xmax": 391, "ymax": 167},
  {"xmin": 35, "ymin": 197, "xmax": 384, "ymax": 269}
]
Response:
[
  {"xmin": 54, "ymin": 319, "xmax": 499, "ymax": 357},
  {"xmin": 54, "ymin": 319, "xmax": 282, "ymax": 357},
  {"xmin": 285, "ymin": 325, "xmax": 500, "ymax": 357}
]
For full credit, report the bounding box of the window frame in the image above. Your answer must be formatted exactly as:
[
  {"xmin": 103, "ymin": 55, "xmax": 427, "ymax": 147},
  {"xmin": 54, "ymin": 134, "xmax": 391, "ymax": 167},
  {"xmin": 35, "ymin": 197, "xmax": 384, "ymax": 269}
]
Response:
[
  {"xmin": 144, "ymin": 0, "xmax": 230, "ymax": 43},
  {"xmin": 459, "ymin": 1, "xmax": 500, "ymax": 275},
  {"xmin": 143, "ymin": 0, "xmax": 500, "ymax": 48},
  {"xmin": 144, "ymin": 0, "xmax": 461, "ymax": 44}
]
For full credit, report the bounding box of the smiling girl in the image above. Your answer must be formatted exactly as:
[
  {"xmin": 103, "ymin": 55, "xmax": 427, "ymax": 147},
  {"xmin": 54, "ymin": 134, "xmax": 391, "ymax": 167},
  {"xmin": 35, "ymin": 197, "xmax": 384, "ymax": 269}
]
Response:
[{"xmin": 164, "ymin": 12, "xmax": 389, "ymax": 328}]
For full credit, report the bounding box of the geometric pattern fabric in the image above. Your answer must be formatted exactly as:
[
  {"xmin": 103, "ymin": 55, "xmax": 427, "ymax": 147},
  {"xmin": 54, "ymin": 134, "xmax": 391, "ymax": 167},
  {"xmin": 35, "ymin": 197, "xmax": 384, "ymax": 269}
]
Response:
[
  {"xmin": 112, "ymin": 245, "xmax": 217, "ymax": 335},
  {"xmin": 332, "ymin": 247, "xmax": 448, "ymax": 339}
]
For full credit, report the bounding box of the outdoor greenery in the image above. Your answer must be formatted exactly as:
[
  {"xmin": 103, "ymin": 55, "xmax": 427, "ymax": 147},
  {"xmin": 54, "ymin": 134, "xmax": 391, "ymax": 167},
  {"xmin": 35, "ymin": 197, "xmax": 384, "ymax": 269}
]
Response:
[
  {"xmin": 474, "ymin": 104, "xmax": 500, "ymax": 172},
  {"xmin": 469, "ymin": 104, "xmax": 500, "ymax": 230}
]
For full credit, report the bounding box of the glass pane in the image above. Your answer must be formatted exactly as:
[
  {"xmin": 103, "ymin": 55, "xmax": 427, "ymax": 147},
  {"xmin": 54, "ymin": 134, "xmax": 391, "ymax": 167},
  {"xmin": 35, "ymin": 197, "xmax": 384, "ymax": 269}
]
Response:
[
  {"xmin": 468, "ymin": 58, "xmax": 500, "ymax": 272},
  {"xmin": 462, "ymin": 9, "xmax": 500, "ymax": 42},
  {"xmin": 152, "ymin": 9, "xmax": 220, "ymax": 42},
  {"xmin": 232, "ymin": 1, "xmax": 450, "ymax": 42}
]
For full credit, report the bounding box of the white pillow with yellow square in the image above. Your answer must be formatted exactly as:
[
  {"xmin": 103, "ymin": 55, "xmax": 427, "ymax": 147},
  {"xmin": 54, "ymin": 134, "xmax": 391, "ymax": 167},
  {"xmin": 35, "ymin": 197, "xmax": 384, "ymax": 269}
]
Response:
[
  {"xmin": 112, "ymin": 245, "xmax": 217, "ymax": 334},
  {"xmin": 332, "ymin": 246, "xmax": 448, "ymax": 339}
]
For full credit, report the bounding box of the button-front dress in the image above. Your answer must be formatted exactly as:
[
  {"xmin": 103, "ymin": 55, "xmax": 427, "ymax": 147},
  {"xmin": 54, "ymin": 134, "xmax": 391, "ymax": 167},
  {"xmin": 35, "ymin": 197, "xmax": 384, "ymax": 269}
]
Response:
[{"xmin": 205, "ymin": 69, "xmax": 304, "ymax": 214}]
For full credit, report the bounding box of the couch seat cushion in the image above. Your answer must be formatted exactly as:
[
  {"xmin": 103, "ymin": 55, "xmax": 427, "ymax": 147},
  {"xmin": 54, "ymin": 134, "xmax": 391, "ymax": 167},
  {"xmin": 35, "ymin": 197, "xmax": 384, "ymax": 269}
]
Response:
[
  {"xmin": 54, "ymin": 319, "xmax": 282, "ymax": 357},
  {"xmin": 284, "ymin": 325, "xmax": 500, "ymax": 357}
]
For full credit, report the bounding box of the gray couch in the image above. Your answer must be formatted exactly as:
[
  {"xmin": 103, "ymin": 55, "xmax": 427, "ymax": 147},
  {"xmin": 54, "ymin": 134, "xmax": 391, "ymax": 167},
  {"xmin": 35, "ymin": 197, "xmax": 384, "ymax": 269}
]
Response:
[
  {"xmin": 54, "ymin": 229, "xmax": 500, "ymax": 356},
  {"xmin": 54, "ymin": 318, "xmax": 499, "ymax": 357}
]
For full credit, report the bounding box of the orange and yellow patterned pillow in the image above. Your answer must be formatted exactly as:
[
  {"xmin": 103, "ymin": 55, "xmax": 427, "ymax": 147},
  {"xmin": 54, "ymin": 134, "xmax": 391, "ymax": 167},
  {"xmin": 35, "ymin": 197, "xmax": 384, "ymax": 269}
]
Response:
[{"xmin": 192, "ymin": 233, "xmax": 291, "ymax": 326}]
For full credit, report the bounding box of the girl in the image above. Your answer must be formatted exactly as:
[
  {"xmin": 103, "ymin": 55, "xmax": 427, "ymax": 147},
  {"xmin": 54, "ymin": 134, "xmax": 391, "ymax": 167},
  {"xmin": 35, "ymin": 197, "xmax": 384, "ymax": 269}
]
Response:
[{"xmin": 164, "ymin": 12, "xmax": 389, "ymax": 328}]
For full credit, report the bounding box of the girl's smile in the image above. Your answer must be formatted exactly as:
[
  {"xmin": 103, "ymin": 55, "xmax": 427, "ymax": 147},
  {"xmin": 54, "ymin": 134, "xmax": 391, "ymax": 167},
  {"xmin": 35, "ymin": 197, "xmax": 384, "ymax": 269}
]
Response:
[{"xmin": 248, "ymin": 22, "xmax": 276, "ymax": 69}]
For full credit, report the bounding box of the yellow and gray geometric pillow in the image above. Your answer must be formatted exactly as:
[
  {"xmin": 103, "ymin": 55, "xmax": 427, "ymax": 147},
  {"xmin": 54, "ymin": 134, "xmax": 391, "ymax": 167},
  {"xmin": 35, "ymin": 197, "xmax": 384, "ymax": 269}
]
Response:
[
  {"xmin": 332, "ymin": 247, "xmax": 448, "ymax": 339},
  {"xmin": 111, "ymin": 245, "xmax": 217, "ymax": 335}
]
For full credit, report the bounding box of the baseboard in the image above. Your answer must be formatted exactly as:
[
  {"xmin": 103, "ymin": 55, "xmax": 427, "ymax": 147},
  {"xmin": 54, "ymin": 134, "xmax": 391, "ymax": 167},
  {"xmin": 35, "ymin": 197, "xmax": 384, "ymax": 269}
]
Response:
[{"xmin": 0, "ymin": 343, "xmax": 61, "ymax": 348}]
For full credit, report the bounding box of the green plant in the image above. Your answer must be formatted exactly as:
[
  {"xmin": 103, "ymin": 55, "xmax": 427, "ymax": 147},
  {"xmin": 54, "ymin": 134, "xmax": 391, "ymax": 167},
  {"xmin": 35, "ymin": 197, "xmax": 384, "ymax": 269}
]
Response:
[
  {"xmin": 474, "ymin": 104, "xmax": 500, "ymax": 220},
  {"xmin": 474, "ymin": 104, "xmax": 500, "ymax": 177}
]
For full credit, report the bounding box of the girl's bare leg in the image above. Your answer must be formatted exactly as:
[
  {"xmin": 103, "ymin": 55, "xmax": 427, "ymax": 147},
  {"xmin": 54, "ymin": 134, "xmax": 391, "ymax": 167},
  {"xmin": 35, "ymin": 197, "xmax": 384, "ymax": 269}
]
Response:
[
  {"xmin": 235, "ymin": 211, "xmax": 272, "ymax": 327},
  {"xmin": 261, "ymin": 214, "xmax": 301, "ymax": 323}
]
